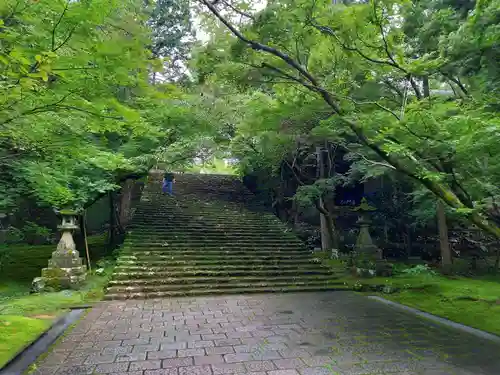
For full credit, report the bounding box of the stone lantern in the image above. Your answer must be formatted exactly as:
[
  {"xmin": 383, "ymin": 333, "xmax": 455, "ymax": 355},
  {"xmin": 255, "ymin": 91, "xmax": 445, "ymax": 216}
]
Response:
[
  {"xmin": 352, "ymin": 198, "xmax": 382, "ymax": 260},
  {"xmin": 32, "ymin": 210, "xmax": 87, "ymax": 292}
]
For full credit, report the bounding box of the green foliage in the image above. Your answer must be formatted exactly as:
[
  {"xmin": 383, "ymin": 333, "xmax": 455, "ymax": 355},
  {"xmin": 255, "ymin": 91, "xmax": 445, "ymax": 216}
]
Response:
[
  {"xmin": 21, "ymin": 222, "xmax": 53, "ymax": 245},
  {"xmin": 147, "ymin": 0, "xmax": 194, "ymax": 82},
  {"xmin": 3, "ymin": 226, "xmax": 24, "ymax": 244},
  {"xmin": 195, "ymin": 0, "xmax": 500, "ymax": 237},
  {"xmin": 401, "ymin": 264, "xmax": 438, "ymax": 276},
  {"xmin": 0, "ymin": 0, "xmax": 225, "ymax": 213}
]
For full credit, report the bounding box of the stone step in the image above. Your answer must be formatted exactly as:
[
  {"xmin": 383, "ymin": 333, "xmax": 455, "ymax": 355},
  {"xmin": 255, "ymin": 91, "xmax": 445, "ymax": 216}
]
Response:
[
  {"xmin": 124, "ymin": 238, "xmax": 303, "ymax": 245},
  {"xmin": 115, "ymin": 258, "xmax": 317, "ymax": 267},
  {"xmin": 122, "ymin": 240, "xmax": 304, "ymax": 247},
  {"xmin": 105, "ymin": 173, "xmax": 340, "ymax": 300},
  {"xmin": 103, "ymin": 284, "xmax": 345, "ymax": 300},
  {"xmin": 117, "ymin": 244, "xmax": 308, "ymax": 253},
  {"xmin": 125, "ymin": 237, "xmax": 298, "ymax": 243},
  {"xmin": 127, "ymin": 231, "xmax": 297, "ymax": 241},
  {"xmin": 111, "ymin": 268, "xmax": 331, "ymax": 279},
  {"xmin": 128, "ymin": 220, "xmax": 285, "ymax": 226},
  {"xmin": 120, "ymin": 248, "xmax": 314, "ymax": 259},
  {"xmin": 106, "ymin": 279, "xmax": 342, "ymax": 294},
  {"xmin": 126, "ymin": 228, "xmax": 292, "ymax": 235},
  {"xmin": 108, "ymin": 274, "xmax": 335, "ymax": 286},
  {"xmin": 117, "ymin": 253, "xmax": 312, "ymax": 261},
  {"xmin": 135, "ymin": 207, "xmax": 266, "ymax": 213},
  {"xmin": 114, "ymin": 263, "xmax": 327, "ymax": 273},
  {"xmin": 130, "ymin": 218, "xmax": 282, "ymax": 225},
  {"xmin": 127, "ymin": 224, "xmax": 288, "ymax": 232}
]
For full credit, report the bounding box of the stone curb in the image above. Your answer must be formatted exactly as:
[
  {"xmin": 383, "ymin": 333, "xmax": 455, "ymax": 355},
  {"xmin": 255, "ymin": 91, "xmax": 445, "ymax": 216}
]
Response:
[
  {"xmin": 0, "ymin": 308, "xmax": 87, "ymax": 375},
  {"xmin": 368, "ymin": 295, "xmax": 500, "ymax": 343}
]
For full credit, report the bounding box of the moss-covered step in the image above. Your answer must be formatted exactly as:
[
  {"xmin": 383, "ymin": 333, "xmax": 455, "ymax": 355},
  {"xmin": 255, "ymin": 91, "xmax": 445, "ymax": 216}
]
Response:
[
  {"xmin": 110, "ymin": 268, "xmax": 333, "ymax": 280},
  {"xmin": 126, "ymin": 232, "xmax": 299, "ymax": 240},
  {"xmin": 105, "ymin": 174, "xmax": 346, "ymax": 299},
  {"xmin": 117, "ymin": 253, "xmax": 312, "ymax": 261},
  {"xmin": 119, "ymin": 246, "xmax": 307, "ymax": 253},
  {"xmin": 122, "ymin": 242, "xmax": 305, "ymax": 249},
  {"xmin": 103, "ymin": 284, "xmax": 347, "ymax": 300},
  {"xmin": 106, "ymin": 279, "xmax": 343, "ymax": 294},
  {"xmin": 118, "ymin": 249, "xmax": 311, "ymax": 256},
  {"xmin": 108, "ymin": 274, "xmax": 337, "ymax": 286},
  {"xmin": 115, "ymin": 258, "xmax": 318, "ymax": 267}
]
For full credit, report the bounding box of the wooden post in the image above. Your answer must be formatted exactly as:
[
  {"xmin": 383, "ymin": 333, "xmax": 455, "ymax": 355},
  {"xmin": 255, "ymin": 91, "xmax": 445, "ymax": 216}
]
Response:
[{"xmin": 83, "ymin": 210, "xmax": 92, "ymax": 272}]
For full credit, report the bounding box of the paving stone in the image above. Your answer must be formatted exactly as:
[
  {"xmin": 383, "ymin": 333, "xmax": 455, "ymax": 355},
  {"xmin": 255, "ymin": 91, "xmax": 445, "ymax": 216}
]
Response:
[
  {"xmin": 162, "ymin": 357, "xmax": 195, "ymax": 368},
  {"xmin": 31, "ymin": 366, "xmax": 55, "ymax": 375},
  {"xmin": 123, "ymin": 338, "xmax": 151, "ymax": 346},
  {"xmin": 178, "ymin": 348, "xmax": 206, "ymax": 357},
  {"xmin": 189, "ymin": 340, "xmax": 216, "ymax": 348},
  {"xmin": 178, "ymin": 365, "xmax": 213, "ymax": 375},
  {"xmin": 224, "ymin": 353, "xmax": 253, "ymax": 363},
  {"xmin": 161, "ymin": 342, "xmax": 188, "ymax": 350},
  {"xmin": 35, "ymin": 293, "xmax": 500, "ymax": 375},
  {"xmin": 144, "ymin": 370, "xmax": 179, "ymax": 375},
  {"xmin": 297, "ymin": 367, "xmax": 331, "ymax": 375},
  {"xmin": 83, "ymin": 353, "xmax": 116, "ymax": 365},
  {"xmin": 215, "ymin": 338, "xmax": 242, "ymax": 346},
  {"xmin": 268, "ymin": 371, "xmax": 300, "ymax": 375},
  {"xmin": 205, "ymin": 346, "xmax": 235, "ymax": 355},
  {"xmin": 55, "ymin": 365, "xmax": 96, "ymax": 374},
  {"xmin": 129, "ymin": 360, "xmax": 162, "ymax": 371},
  {"xmin": 243, "ymin": 360, "xmax": 277, "ymax": 372},
  {"xmin": 194, "ymin": 354, "xmax": 225, "ymax": 365},
  {"xmin": 273, "ymin": 358, "xmax": 307, "ymax": 369},
  {"xmin": 94, "ymin": 362, "xmax": 130, "ymax": 373},
  {"xmin": 133, "ymin": 343, "xmax": 161, "ymax": 353},
  {"xmin": 116, "ymin": 351, "xmax": 147, "ymax": 361},
  {"xmin": 202, "ymin": 333, "xmax": 228, "ymax": 340},
  {"xmin": 211, "ymin": 362, "xmax": 247, "ymax": 374}
]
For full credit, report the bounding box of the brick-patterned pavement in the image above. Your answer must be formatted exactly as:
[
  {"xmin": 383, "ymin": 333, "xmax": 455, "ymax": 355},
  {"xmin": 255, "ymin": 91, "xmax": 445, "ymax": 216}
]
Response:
[{"xmin": 33, "ymin": 292, "xmax": 500, "ymax": 375}]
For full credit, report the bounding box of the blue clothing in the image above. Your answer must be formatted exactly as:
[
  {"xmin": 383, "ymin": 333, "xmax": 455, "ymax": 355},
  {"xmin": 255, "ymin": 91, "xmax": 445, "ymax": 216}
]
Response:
[{"xmin": 162, "ymin": 180, "xmax": 173, "ymax": 195}]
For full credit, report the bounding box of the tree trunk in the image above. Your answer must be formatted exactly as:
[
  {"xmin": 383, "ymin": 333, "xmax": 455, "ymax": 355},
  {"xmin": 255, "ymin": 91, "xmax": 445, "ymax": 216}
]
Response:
[
  {"xmin": 423, "ymin": 76, "xmax": 430, "ymax": 98},
  {"xmin": 108, "ymin": 191, "xmax": 123, "ymax": 249},
  {"xmin": 405, "ymin": 225, "xmax": 413, "ymax": 258},
  {"xmin": 437, "ymin": 199, "xmax": 452, "ymax": 273},
  {"xmin": 108, "ymin": 191, "xmax": 115, "ymax": 247},
  {"xmin": 316, "ymin": 145, "xmax": 331, "ymax": 250},
  {"xmin": 319, "ymin": 196, "xmax": 333, "ymax": 250},
  {"xmin": 119, "ymin": 179, "xmax": 134, "ymax": 228}
]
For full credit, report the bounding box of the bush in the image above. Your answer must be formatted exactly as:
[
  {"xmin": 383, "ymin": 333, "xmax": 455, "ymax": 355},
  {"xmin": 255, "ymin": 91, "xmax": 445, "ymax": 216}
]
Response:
[
  {"xmin": 0, "ymin": 247, "xmax": 12, "ymax": 273},
  {"xmin": 22, "ymin": 222, "xmax": 53, "ymax": 245},
  {"xmin": 4, "ymin": 226, "xmax": 24, "ymax": 244},
  {"xmin": 402, "ymin": 264, "xmax": 437, "ymax": 276}
]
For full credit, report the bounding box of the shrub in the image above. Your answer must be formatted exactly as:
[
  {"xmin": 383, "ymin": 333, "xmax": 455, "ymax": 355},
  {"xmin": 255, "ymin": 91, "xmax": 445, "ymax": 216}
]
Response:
[
  {"xmin": 402, "ymin": 264, "xmax": 437, "ymax": 276},
  {"xmin": 22, "ymin": 222, "xmax": 53, "ymax": 245},
  {"xmin": 0, "ymin": 246, "xmax": 12, "ymax": 273},
  {"xmin": 4, "ymin": 226, "xmax": 24, "ymax": 244}
]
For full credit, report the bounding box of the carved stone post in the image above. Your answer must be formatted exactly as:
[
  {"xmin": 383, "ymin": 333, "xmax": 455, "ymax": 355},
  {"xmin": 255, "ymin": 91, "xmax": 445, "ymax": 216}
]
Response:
[
  {"xmin": 32, "ymin": 210, "xmax": 87, "ymax": 292},
  {"xmin": 353, "ymin": 198, "xmax": 382, "ymax": 260}
]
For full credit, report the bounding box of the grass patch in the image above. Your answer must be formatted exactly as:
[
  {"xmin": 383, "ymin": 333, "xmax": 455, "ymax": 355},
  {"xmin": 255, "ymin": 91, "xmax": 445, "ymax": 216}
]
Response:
[
  {"xmin": 0, "ymin": 235, "xmax": 112, "ymax": 369},
  {"xmin": 319, "ymin": 252, "xmax": 500, "ymax": 335},
  {"xmin": 0, "ymin": 270, "xmax": 111, "ymax": 317},
  {"xmin": 382, "ymin": 276, "xmax": 500, "ymax": 335},
  {"xmin": 0, "ymin": 316, "xmax": 52, "ymax": 368},
  {"xmin": 0, "ymin": 270, "xmax": 112, "ymax": 369}
]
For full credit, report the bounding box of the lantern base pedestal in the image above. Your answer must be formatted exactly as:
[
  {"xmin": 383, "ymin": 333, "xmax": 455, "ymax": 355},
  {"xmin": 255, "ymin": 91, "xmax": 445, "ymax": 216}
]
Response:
[{"xmin": 31, "ymin": 216, "xmax": 87, "ymax": 292}]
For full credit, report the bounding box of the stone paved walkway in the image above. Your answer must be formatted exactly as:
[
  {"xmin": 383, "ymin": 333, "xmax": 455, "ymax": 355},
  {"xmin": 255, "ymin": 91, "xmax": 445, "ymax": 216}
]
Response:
[{"xmin": 34, "ymin": 292, "xmax": 500, "ymax": 375}]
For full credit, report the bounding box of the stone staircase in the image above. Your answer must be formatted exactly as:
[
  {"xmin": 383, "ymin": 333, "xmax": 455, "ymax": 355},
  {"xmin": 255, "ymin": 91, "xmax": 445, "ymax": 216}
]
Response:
[{"xmin": 104, "ymin": 173, "xmax": 343, "ymax": 300}]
